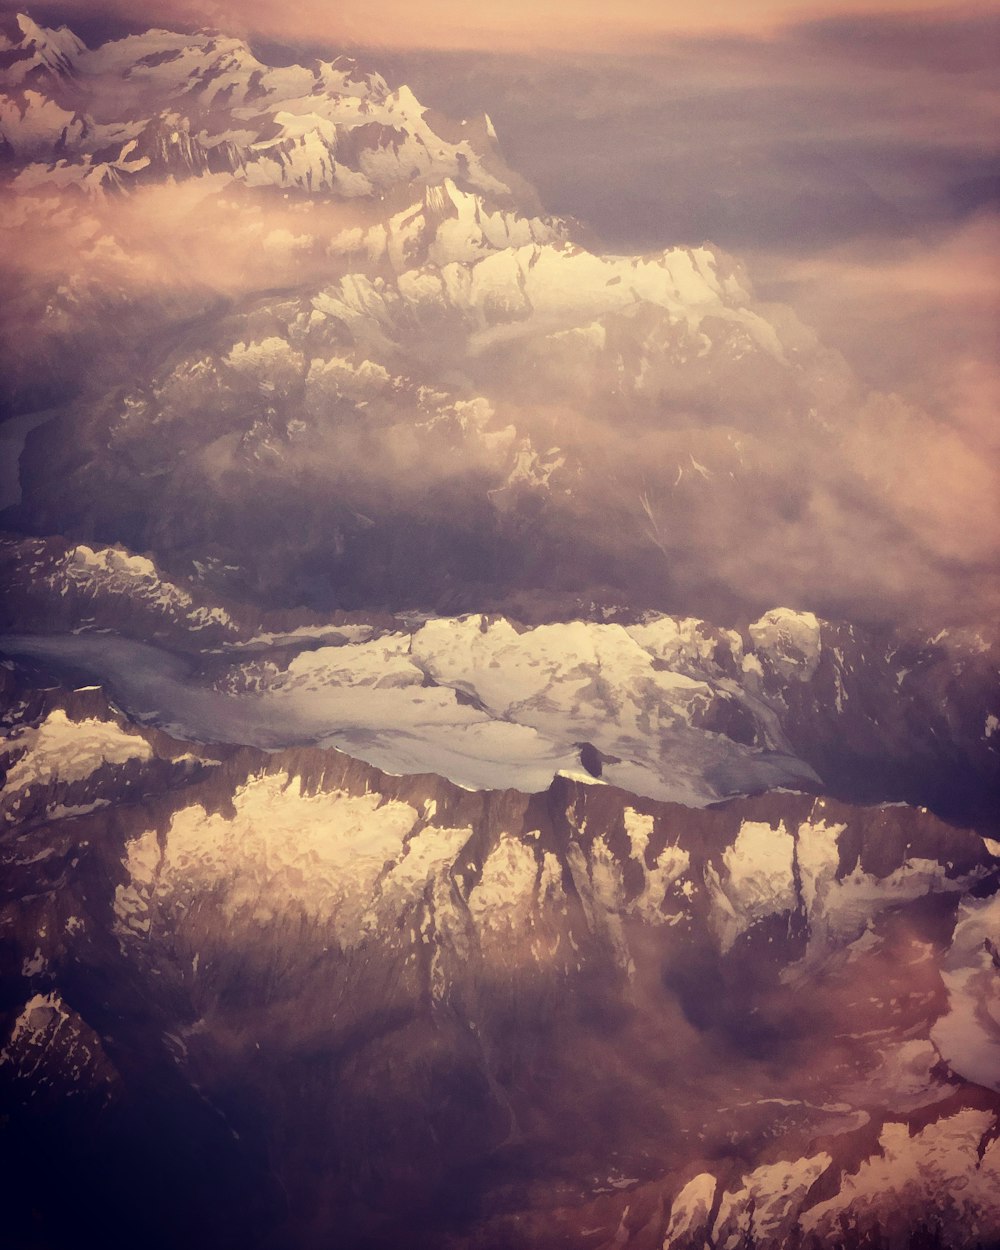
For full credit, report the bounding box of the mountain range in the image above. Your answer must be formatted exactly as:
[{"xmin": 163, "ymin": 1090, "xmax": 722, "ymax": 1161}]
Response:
[{"xmin": 1, "ymin": 12, "xmax": 998, "ymax": 1249}]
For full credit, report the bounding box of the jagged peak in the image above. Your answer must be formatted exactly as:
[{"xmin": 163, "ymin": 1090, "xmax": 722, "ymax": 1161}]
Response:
[
  {"xmin": 11, "ymin": 11, "xmax": 86, "ymax": 71},
  {"xmin": 388, "ymin": 82, "xmax": 424, "ymax": 114},
  {"xmin": 0, "ymin": 18, "xmax": 522, "ymax": 204},
  {"xmin": 314, "ymin": 54, "xmax": 390, "ymax": 98}
]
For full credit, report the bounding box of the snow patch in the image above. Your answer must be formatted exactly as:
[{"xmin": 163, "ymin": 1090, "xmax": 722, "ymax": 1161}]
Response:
[
  {"xmin": 115, "ymin": 773, "xmax": 419, "ymax": 941},
  {"xmin": 664, "ymin": 1173, "xmax": 717, "ymax": 1247},
  {"xmin": 713, "ymin": 1154, "xmax": 831, "ymax": 1250},
  {"xmin": 749, "ymin": 608, "xmax": 822, "ymax": 681},
  {"xmin": 930, "ymin": 892, "xmax": 1000, "ymax": 1091},
  {"xmin": 3, "ymin": 709, "xmax": 152, "ymax": 794},
  {"xmin": 707, "ymin": 820, "xmax": 796, "ymax": 952},
  {"xmin": 2, "ymin": 991, "xmax": 70, "ymax": 1058},
  {"xmin": 802, "ymin": 1111, "xmax": 1000, "ymax": 1243},
  {"xmin": 468, "ymin": 834, "xmax": 539, "ymax": 938}
]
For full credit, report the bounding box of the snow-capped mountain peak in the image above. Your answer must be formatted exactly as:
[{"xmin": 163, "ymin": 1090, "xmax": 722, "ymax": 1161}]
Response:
[
  {"xmin": 1, "ymin": 12, "xmax": 86, "ymax": 83},
  {"xmin": 1, "ymin": 21, "xmax": 519, "ymax": 203}
]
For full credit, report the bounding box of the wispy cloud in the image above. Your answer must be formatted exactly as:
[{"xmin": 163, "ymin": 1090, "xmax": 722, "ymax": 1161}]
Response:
[
  {"xmin": 2, "ymin": 3, "xmax": 996, "ymax": 627},
  {"xmin": 7, "ymin": 0, "xmax": 994, "ymax": 52}
]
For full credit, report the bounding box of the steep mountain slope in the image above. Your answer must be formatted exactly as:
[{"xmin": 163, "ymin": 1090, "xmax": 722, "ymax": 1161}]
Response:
[
  {"xmin": 1, "ymin": 671, "xmax": 998, "ymax": 1249},
  {"xmin": 1, "ymin": 12, "xmax": 519, "ymax": 196}
]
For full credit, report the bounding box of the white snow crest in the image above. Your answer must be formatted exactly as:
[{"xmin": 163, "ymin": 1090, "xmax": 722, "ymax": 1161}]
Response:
[
  {"xmin": 623, "ymin": 807, "xmax": 654, "ymax": 864},
  {"xmin": 707, "ymin": 820, "xmax": 796, "ymax": 952},
  {"xmin": 623, "ymin": 806, "xmax": 690, "ymax": 922},
  {"xmin": 113, "ymin": 826, "xmax": 161, "ymax": 937},
  {"xmin": 69, "ymin": 543, "xmax": 159, "ymax": 581},
  {"xmin": 226, "ymin": 336, "xmax": 304, "ymax": 375},
  {"xmin": 3, "ymin": 708, "xmax": 152, "ymax": 795},
  {"xmin": 59, "ymin": 543, "xmax": 233, "ymax": 631},
  {"xmin": 365, "ymin": 822, "xmax": 472, "ymax": 928},
  {"xmin": 2, "ymin": 992, "xmax": 71, "ymax": 1058},
  {"xmin": 930, "ymin": 891, "xmax": 1000, "ymax": 1091},
  {"xmin": 28, "ymin": 26, "xmax": 512, "ymax": 199},
  {"xmin": 627, "ymin": 615, "xmax": 743, "ymax": 675},
  {"xmin": 749, "ymin": 608, "xmax": 822, "ymax": 681},
  {"xmin": 802, "ymin": 1111, "xmax": 1000, "ymax": 1243},
  {"xmin": 115, "ymin": 773, "xmax": 420, "ymax": 941},
  {"xmin": 0, "ymin": 989, "xmax": 112, "ymax": 1097},
  {"xmin": 467, "ymin": 833, "xmax": 540, "ymax": 939},
  {"xmin": 563, "ymin": 837, "xmax": 635, "ymax": 977},
  {"xmin": 818, "ymin": 857, "xmax": 963, "ymax": 949},
  {"xmin": 712, "ymin": 1153, "xmax": 831, "ymax": 1250},
  {"xmin": 663, "ymin": 1173, "xmax": 717, "ymax": 1246},
  {"xmin": 795, "ymin": 817, "xmax": 844, "ymax": 915}
]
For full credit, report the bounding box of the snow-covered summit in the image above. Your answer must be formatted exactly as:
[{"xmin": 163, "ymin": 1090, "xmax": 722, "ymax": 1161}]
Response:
[
  {"xmin": 0, "ymin": 16, "xmax": 518, "ymax": 200},
  {"xmin": 1, "ymin": 13, "xmax": 86, "ymax": 83},
  {"xmin": 748, "ymin": 607, "xmax": 822, "ymax": 680},
  {"xmin": 332, "ymin": 177, "xmax": 567, "ymax": 273}
]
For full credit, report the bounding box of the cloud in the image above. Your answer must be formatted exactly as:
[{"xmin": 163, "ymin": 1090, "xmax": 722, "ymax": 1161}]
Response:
[
  {"xmin": 788, "ymin": 8, "xmax": 1000, "ymax": 73},
  {"xmin": 8, "ymin": 0, "xmax": 995, "ymax": 53},
  {"xmin": 0, "ymin": 176, "xmax": 377, "ymax": 415},
  {"xmin": 373, "ymin": 14, "xmax": 999, "ymax": 627},
  {"xmin": 753, "ymin": 213, "xmax": 1000, "ymax": 452},
  {"xmin": 381, "ymin": 17, "xmax": 997, "ymax": 256},
  {"xmin": 3, "ymin": 2, "xmax": 997, "ymax": 629}
]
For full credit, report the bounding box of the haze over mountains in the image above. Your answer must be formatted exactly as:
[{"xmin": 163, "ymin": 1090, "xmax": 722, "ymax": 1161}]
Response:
[
  {"xmin": 0, "ymin": 11, "xmax": 998, "ymax": 1250},
  {"xmin": 2, "ymin": 9, "xmax": 997, "ymax": 626}
]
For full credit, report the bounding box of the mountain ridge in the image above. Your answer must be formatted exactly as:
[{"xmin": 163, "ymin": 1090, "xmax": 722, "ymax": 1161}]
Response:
[{"xmin": 1, "ymin": 659, "xmax": 998, "ymax": 1248}]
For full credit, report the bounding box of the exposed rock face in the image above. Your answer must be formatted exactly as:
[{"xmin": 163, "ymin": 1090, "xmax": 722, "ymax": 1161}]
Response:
[{"xmin": 1, "ymin": 667, "xmax": 998, "ymax": 1249}]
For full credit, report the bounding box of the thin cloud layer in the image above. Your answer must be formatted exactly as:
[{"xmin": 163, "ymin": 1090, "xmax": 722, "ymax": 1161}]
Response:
[
  {"xmin": 4, "ymin": 0, "xmax": 985, "ymax": 52},
  {"xmin": 380, "ymin": 13, "xmax": 997, "ymax": 255},
  {"xmin": 6, "ymin": 176, "xmax": 996, "ymax": 626},
  {"xmin": 1, "ymin": 4, "xmax": 996, "ymax": 628},
  {"xmin": 376, "ymin": 12, "xmax": 999, "ymax": 599}
]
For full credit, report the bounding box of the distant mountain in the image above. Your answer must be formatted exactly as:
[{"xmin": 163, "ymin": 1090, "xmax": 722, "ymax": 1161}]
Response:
[
  {"xmin": 2, "ymin": 13, "xmax": 988, "ymax": 625},
  {"xmin": 0, "ymin": 12, "xmax": 519, "ymax": 196}
]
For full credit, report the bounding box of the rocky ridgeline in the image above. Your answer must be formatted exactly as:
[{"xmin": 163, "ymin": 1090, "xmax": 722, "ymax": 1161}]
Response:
[
  {"xmin": 1, "ymin": 670, "xmax": 998, "ymax": 1248},
  {"xmin": 0, "ymin": 13, "xmax": 521, "ymax": 200},
  {"xmin": 0, "ymin": 533, "xmax": 396, "ymax": 646},
  {"xmin": 2, "ymin": 537, "xmax": 997, "ymax": 824}
]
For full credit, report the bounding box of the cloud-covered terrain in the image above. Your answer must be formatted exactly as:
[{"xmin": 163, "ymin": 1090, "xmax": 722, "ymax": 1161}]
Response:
[{"xmin": 0, "ymin": 4, "xmax": 996, "ymax": 631}]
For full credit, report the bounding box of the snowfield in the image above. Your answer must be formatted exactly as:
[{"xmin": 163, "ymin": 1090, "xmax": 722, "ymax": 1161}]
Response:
[{"xmin": 0, "ymin": 608, "xmax": 826, "ymax": 803}]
